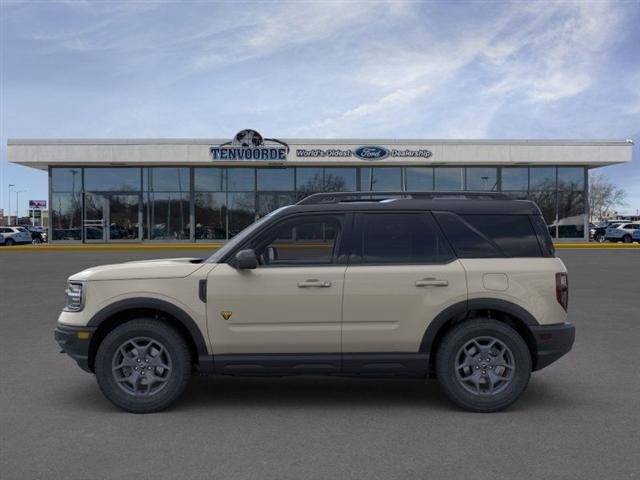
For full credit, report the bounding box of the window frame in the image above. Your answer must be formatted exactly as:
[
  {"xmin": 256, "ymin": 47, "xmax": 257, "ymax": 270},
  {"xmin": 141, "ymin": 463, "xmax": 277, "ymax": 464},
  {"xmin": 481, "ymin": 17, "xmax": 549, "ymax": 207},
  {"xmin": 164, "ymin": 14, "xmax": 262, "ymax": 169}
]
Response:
[{"xmin": 350, "ymin": 210, "xmax": 457, "ymax": 266}]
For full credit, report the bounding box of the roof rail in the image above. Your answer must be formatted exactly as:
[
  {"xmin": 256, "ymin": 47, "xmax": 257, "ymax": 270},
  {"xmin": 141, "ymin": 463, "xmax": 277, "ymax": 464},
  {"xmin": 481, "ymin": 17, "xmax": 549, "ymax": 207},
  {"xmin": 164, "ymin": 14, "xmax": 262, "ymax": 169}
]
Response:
[{"xmin": 297, "ymin": 191, "xmax": 511, "ymax": 205}]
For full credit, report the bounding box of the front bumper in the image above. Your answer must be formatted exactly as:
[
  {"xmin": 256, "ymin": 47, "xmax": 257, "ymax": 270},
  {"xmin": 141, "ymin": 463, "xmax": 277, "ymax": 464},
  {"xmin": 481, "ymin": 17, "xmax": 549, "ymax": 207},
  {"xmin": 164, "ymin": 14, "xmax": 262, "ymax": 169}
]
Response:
[
  {"xmin": 54, "ymin": 324, "xmax": 96, "ymax": 373},
  {"xmin": 530, "ymin": 322, "xmax": 575, "ymax": 371}
]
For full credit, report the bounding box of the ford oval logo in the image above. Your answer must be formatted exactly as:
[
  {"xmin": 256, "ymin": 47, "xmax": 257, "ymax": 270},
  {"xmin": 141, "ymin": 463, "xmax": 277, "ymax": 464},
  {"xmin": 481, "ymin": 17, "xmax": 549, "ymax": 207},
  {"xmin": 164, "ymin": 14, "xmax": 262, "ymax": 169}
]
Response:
[{"xmin": 354, "ymin": 145, "xmax": 389, "ymax": 160}]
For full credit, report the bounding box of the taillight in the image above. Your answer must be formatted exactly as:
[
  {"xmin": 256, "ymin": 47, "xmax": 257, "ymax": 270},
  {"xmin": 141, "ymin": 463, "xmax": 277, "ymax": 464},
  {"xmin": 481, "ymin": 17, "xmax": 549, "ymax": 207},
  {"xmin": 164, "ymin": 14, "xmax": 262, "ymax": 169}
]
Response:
[{"xmin": 556, "ymin": 272, "xmax": 569, "ymax": 311}]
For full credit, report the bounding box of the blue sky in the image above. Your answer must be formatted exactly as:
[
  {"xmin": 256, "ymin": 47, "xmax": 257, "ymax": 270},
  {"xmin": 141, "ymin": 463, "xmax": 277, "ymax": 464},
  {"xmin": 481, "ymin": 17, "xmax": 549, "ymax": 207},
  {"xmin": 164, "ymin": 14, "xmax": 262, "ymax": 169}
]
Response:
[{"xmin": 1, "ymin": 0, "xmax": 639, "ymax": 216}]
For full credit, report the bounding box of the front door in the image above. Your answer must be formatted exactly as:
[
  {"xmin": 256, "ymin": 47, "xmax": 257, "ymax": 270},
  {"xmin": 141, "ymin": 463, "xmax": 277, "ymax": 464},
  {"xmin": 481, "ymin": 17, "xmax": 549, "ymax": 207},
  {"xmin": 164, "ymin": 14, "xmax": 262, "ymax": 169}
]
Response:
[
  {"xmin": 206, "ymin": 214, "xmax": 347, "ymax": 357},
  {"xmin": 84, "ymin": 193, "xmax": 141, "ymax": 242},
  {"xmin": 84, "ymin": 193, "xmax": 107, "ymax": 242},
  {"xmin": 341, "ymin": 212, "xmax": 467, "ymax": 353}
]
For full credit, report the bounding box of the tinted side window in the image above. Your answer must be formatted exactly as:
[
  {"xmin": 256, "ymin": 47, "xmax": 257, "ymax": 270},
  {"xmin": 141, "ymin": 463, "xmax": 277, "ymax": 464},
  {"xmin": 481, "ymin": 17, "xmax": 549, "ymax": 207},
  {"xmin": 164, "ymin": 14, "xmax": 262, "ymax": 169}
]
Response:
[
  {"xmin": 251, "ymin": 215, "xmax": 342, "ymax": 266},
  {"xmin": 357, "ymin": 213, "xmax": 454, "ymax": 264},
  {"xmin": 461, "ymin": 215, "xmax": 542, "ymax": 257},
  {"xmin": 434, "ymin": 212, "xmax": 502, "ymax": 258}
]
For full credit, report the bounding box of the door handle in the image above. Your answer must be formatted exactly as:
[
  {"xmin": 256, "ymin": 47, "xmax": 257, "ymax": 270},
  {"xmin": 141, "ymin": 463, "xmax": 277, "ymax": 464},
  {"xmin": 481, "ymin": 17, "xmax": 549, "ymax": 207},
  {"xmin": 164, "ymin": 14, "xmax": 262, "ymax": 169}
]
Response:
[
  {"xmin": 415, "ymin": 278, "xmax": 449, "ymax": 287},
  {"xmin": 297, "ymin": 279, "xmax": 332, "ymax": 288}
]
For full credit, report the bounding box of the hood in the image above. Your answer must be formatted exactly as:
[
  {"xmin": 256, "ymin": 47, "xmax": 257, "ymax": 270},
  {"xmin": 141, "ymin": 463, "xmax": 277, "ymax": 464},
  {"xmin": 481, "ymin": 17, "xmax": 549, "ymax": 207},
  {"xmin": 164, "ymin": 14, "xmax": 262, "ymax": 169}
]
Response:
[{"xmin": 69, "ymin": 258, "xmax": 205, "ymax": 281}]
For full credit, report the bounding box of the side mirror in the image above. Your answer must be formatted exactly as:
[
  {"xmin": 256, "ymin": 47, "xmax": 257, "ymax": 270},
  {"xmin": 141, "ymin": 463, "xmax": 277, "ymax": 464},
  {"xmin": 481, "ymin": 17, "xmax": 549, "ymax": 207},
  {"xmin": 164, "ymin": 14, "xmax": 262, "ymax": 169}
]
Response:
[{"xmin": 234, "ymin": 249, "xmax": 258, "ymax": 270}]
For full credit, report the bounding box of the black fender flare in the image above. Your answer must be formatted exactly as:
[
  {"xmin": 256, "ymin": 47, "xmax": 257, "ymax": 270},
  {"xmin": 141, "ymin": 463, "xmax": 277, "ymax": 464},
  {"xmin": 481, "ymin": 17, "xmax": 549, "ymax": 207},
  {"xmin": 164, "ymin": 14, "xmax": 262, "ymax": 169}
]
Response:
[
  {"xmin": 419, "ymin": 298, "xmax": 539, "ymax": 353},
  {"xmin": 87, "ymin": 298, "xmax": 209, "ymax": 357}
]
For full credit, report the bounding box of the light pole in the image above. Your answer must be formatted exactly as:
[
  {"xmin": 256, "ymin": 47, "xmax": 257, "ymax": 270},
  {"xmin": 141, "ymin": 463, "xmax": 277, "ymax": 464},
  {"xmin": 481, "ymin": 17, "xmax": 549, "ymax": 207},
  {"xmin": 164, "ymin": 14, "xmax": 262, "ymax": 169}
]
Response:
[
  {"xmin": 15, "ymin": 190, "xmax": 26, "ymax": 224},
  {"xmin": 8, "ymin": 184, "xmax": 15, "ymax": 225}
]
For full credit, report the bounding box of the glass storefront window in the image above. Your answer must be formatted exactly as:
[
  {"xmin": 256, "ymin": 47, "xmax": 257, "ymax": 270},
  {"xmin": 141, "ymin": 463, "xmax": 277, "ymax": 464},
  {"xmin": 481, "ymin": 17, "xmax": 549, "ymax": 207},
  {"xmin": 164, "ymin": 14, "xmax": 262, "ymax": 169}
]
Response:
[
  {"xmin": 257, "ymin": 193, "xmax": 296, "ymax": 217},
  {"xmin": 51, "ymin": 168, "xmax": 82, "ymax": 193},
  {"xmin": 435, "ymin": 168, "xmax": 464, "ymax": 191},
  {"xmin": 257, "ymin": 168, "xmax": 294, "ymax": 191},
  {"xmin": 145, "ymin": 192, "xmax": 190, "ymax": 240},
  {"xmin": 466, "ymin": 167, "xmax": 498, "ymax": 191},
  {"xmin": 47, "ymin": 164, "xmax": 589, "ymax": 243},
  {"xmin": 145, "ymin": 168, "xmax": 190, "ymax": 192},
  {"xmin": 296, "ymin": 168, "xmax": 324, "ymax": 198},
  {"xmin": 324, "ymin": 168, "xmax": 357, "ymax": 191},
  {"xmin": 363, "ymin": 167, "xmax": 402, "ymax": 191},
  {"xmin": 85, "ymin": 168, "xmax": 141, "ymax": 191},
  {"xmin": 502, "ymin": 191, "xmax": 528, "ymax": 200},
  {"xmin": 195, "ymin": 168, "xmax": 225, "ymax": 191},
  {"xmin": 405, "ymin": 167, "xmax": 434, "ymax": 191},
  {"xmin": 528, "ymin": 191, "xmax": 556, "ymax": 237},
  {"xmin": 195, "ymin": 192, "xmax": 226, "ymax": 240},
  {"xmin": 51, "ymin": 193, "xmax": 82, "ymax": 240},
  {"xmin": 557, "ymin": 167, "xmax": 584, "ymax": 190},
  {"xmin": 228, "ymin": 192, "xmax": 255, "ymax": 237},
  {"xmin": 501, "ymin": 168, "xmax": 528, "ymax": 190},
  {"xmin": 557, "ymin": 190, "xmax": 585, "ymax": 238},
  {"xmin": 529, "ymin": 167, "xmax": 556, "ymax": 191},
  {"xmin": 227, "ymin": 168, "xmax": 255, "ymax": 191},
  {"xmin": 108, "ymin": 195, "xmax": 140, "ymax": 240}
]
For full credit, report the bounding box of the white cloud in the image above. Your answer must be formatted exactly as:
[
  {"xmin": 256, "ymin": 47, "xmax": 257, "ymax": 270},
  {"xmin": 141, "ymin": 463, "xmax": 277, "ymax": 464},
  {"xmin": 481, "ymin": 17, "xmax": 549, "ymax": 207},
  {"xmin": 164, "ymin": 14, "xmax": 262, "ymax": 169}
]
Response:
[
  {"xmin": 190, "ymin": 1, "xmax": 411, "ymax": 71},
  {"xmin": 483, "ymin": 0, "xmax": 622, "ymax": 102}
]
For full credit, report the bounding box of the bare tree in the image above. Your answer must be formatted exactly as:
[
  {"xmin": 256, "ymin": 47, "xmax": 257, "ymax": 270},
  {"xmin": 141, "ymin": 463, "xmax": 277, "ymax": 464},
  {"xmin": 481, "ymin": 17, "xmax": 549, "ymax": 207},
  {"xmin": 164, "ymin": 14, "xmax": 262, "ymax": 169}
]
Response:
[{"xmin": 589, "ymin": 172, "xmax": 627, "ymax": 221}]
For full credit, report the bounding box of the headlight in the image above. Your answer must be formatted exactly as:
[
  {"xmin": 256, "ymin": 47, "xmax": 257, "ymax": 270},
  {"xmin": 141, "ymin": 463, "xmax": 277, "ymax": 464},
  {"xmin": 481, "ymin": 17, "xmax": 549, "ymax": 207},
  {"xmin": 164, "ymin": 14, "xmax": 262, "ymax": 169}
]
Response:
[{"xmin": 64, "ymin": 282, "xmax": 85, "ymax": 312}]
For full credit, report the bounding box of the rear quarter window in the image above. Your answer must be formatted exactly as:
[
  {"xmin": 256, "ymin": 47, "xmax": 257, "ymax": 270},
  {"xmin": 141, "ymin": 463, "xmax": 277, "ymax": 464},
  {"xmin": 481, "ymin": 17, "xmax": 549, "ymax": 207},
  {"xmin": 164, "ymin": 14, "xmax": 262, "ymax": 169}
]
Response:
[
  {"xmin": 434, "ymin": 212, "xmax": 546, "ymax": 258},
  {"xmin": 461, "ymin": 214, "xmax": 543, "ymax": 257}
]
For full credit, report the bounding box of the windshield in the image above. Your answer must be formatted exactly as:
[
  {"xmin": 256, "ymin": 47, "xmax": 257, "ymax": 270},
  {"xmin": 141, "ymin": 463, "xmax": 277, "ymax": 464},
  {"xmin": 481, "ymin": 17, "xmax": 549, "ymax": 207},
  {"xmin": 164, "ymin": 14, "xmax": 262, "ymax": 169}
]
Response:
[{"xmin": 206, "ymin": 206, "xmax": 292, "ymax": 263}]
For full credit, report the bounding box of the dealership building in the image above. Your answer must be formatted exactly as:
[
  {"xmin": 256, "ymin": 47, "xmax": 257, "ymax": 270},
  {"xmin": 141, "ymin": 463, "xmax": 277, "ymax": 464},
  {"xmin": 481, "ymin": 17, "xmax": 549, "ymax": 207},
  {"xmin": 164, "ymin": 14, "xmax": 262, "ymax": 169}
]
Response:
[{"xmin": 7, "ymin": 131, "xmax": 633, "ymax": 243}]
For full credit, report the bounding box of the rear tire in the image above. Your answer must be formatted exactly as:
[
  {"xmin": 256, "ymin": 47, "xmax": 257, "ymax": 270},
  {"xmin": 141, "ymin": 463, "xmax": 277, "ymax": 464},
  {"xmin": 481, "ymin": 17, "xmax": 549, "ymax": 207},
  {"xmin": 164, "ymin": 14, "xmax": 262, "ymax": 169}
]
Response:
[
  {"xmin": 623, "ymin": 235, "xmax": 632, "ymax": 243},
  {"xmin": 5, "ymin": 238, "xmax": 14, "ymax": 246},
  {"xmin": 436, "ymin": 319, "xmax": 531, "ymax": 412},
  {"xmin": 95, "ymin": 319, "xmax": 192, "ymax": 413}
]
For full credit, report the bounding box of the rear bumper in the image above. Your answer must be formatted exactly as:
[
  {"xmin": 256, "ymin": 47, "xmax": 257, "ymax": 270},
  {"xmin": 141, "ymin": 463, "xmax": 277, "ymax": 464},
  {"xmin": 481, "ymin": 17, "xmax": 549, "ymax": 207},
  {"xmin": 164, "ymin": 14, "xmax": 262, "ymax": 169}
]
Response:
[
  {"xmin": 54, "ymin": 324, "xmax": 96, "ymax": 373},
  {"xmin": 530, "ymin": 322, "xmax": 575, "ymax": 371}
]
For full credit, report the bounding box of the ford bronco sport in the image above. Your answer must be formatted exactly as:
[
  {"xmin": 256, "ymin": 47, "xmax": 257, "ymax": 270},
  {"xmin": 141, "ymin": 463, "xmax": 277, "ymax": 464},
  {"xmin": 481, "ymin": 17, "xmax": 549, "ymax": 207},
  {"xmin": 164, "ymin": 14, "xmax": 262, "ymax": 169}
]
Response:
[{"xmin": 55, "ymin": 192, "xmax": 575, "ymax": 413}]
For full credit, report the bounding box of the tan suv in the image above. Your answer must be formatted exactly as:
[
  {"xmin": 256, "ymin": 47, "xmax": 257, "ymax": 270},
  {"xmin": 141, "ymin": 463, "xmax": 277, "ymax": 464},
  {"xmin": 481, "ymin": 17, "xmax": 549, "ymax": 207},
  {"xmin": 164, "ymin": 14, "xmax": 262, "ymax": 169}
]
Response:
[{"xmin": 55, "ymin": 192, "xmax": 575, "ymax": 413}]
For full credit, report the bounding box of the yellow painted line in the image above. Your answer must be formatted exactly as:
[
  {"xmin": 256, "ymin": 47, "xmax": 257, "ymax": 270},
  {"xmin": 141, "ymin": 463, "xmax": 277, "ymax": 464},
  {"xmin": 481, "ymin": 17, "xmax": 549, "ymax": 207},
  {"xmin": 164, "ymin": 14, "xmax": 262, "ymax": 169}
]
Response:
[
  {"xmin": 1, "ymin": 242, "xmax": 638, "ymax": 252},
  {"xmin": 555, "ymin": 243, "xmax": 640, "ymax": 249},
  {"xmin": 1, "ymin": 244, "xmax": 222, "ymax": 251}
]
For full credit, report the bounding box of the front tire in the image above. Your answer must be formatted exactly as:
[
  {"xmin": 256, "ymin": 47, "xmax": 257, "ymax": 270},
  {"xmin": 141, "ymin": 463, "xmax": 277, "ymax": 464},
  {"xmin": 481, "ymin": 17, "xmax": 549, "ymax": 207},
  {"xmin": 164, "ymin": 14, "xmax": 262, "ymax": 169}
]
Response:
[
  {"xmin": 622, "ymin": 235, "xmax": 632, "ymax": 243},
  {"xmin": 595, "ymin": 233, "xmax": 605, "ymax": 243},
  {"xmin": 95, "ymin": 319, "xmax": 192, "ymax": 413},
  {"xmin": 436, "ymin": 319, "xmax": 531, "ymax": 412},
  {"xmin": 5, "ymin": 238, "xmax": 14, "ymax": 246}
]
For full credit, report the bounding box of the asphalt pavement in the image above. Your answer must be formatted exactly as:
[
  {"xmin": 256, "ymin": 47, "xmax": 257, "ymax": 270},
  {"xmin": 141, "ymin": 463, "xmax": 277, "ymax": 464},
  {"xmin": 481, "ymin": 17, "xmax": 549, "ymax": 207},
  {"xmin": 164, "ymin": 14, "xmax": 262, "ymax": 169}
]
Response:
[{"xmin": 1, "ymin": 249, "xmax": 639, "ymax": 479}]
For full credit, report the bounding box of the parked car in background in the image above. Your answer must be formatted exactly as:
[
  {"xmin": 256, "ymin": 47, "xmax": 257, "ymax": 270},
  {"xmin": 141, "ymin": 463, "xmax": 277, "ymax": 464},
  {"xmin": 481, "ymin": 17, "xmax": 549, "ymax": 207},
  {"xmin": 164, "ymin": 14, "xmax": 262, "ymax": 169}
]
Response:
[
  {"xmin": 605, "ymin": 223, "xmax": 640, "ymax": 243},
  {"xmin": 0, "ymin": 226, "xmax": 33, "ymax": 245},
  {"xmin": 0, "ymin": 232, "xmax": 5, "ymax": 245},
  {"xmin": 591, "ymin": 220, "xmax": 626, "ymax": 242},
  {"xmin": 21, "ymin": 225, "xmax": 48, "ymax": 244}
]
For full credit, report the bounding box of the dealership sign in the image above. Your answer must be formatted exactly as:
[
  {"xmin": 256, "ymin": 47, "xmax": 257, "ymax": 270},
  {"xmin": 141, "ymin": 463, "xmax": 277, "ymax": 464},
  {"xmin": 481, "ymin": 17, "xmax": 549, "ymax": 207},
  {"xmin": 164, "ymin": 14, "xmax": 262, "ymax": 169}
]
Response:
[
  {"xmin": 211, "ymin": 129, "xmax": 289, "ymax": 161},
  {"xmin": 211, "ymin": 131, "xmax": 433, "ymax": 162},
  {"xmin": 29, "ymin": 200, "xmax": 47, "ymax": 209},
  {"xmin": 354, "ymin": 146, "xmax": 389, "ymax": 160},
  {"xmin": 296, "ymin": 146, "xmax": 433, "ymax": 159}
]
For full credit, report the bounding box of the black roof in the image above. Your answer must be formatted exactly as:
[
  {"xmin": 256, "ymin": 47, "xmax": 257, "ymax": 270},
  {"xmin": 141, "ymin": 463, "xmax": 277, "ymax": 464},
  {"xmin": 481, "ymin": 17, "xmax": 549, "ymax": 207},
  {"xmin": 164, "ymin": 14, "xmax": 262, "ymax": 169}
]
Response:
[{"xmin": 284, "ymin": 191, "xmax": 541, "ymax": 216}]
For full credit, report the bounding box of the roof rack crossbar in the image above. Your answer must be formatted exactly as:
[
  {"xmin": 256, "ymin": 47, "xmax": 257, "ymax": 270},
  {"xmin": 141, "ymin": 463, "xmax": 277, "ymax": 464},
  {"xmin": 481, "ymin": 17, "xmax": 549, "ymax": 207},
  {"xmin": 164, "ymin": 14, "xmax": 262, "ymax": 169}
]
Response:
[{"xmin": 297, "ymin": 191, "xmax": 510, "ymax": 205}]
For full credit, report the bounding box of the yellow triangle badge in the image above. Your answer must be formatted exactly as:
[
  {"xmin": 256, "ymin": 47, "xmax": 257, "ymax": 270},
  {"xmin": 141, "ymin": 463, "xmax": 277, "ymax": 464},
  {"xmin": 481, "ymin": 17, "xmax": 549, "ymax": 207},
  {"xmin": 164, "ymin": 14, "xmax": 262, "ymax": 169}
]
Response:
[{"xmin": 221, "ymin": 311, "xmax": 233, "ymax": 320}]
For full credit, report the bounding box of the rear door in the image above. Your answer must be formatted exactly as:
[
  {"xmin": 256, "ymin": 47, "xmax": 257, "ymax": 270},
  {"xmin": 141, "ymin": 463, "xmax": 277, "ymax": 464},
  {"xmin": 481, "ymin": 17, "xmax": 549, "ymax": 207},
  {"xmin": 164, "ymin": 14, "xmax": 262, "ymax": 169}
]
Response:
[{"xmin": 341, "ymin": 212, "xmax": 467, "ymax": 353}]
